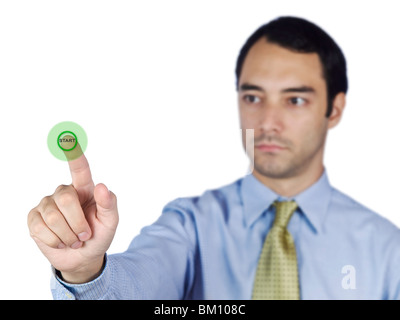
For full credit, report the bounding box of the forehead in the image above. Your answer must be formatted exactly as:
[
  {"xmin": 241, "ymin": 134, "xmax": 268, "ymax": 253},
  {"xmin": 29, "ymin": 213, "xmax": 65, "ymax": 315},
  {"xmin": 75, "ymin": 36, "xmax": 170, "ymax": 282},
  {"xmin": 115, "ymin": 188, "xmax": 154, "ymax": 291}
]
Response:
[{"xmin": 239, "ymin": 38, "xmax": 325, "ymax": 89}]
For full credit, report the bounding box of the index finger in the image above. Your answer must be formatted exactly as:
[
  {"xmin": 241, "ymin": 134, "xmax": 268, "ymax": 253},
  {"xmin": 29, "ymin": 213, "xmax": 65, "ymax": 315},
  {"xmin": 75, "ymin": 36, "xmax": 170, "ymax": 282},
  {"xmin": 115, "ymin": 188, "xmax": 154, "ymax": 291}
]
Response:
[{"xmin": 60, "ymin": 137, "xmax": 94, "ymax": 190}]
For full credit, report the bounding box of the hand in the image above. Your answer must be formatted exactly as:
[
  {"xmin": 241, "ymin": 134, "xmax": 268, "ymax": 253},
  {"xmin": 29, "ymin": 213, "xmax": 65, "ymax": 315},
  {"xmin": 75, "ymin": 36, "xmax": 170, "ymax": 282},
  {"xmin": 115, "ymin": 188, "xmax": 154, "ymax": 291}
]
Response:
[{"xmin": 28, "ymin": 142, "xmax": 119, "ymax": 283}]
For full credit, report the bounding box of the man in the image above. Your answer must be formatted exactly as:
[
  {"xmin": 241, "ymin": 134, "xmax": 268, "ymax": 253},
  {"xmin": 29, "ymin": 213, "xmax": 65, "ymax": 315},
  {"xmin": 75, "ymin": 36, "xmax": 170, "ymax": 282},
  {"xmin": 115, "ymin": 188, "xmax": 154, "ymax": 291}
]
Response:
[{"xmin": 28, "ymin": 16, "xmax": 400, "ymax": 299}]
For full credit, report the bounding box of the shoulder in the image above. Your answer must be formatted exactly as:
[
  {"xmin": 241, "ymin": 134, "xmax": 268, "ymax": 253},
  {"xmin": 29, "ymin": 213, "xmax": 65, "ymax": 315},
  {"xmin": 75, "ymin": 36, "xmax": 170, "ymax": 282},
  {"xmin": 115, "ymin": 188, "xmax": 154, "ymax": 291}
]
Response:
[{"xmin": 329, "ymin": 187, "xmax": 400, "ymax": 298}]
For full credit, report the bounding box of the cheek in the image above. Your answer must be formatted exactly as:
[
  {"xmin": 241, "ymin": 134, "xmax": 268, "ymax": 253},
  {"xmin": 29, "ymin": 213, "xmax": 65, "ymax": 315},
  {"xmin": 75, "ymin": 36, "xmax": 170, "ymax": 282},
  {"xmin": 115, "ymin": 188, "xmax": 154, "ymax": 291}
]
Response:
[
  {"xmin": 239, "ymin": 109, "xmax": 253, "ymax": 129},
  {"xmin": 294, "ymin": 117, "xmax": 328, "ymax": 152},
  {"xmin": 238, "ymin": 99, "xmax": 262, "ymax": 129},
  {"xmin": 239, "ymin": 107, "xmax": 264, "ymax": 134}
]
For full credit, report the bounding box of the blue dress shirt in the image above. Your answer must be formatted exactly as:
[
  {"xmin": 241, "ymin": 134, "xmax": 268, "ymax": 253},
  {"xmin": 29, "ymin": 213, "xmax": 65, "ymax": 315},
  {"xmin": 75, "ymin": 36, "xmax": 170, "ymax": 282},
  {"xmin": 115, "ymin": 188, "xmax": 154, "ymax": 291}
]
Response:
[{"xmin": 51, "ymin": 171, "xmax": 400, "ymax": 299}]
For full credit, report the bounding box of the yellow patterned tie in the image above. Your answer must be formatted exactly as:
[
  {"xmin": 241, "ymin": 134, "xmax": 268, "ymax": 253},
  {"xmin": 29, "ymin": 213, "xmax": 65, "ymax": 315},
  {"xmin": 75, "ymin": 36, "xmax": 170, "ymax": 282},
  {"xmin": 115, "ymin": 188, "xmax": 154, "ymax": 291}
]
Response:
[{"xmin": 252, "ymin": 200, "xmax": 300, "ymax": 300}]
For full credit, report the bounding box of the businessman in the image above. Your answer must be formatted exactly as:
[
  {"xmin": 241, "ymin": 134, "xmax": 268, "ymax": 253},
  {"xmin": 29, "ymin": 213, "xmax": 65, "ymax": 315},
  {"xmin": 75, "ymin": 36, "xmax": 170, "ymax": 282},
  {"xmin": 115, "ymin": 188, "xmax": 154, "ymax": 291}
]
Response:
[{"xmin": 28, "ymin": 16, "xmax": 400, "ymax": 299}]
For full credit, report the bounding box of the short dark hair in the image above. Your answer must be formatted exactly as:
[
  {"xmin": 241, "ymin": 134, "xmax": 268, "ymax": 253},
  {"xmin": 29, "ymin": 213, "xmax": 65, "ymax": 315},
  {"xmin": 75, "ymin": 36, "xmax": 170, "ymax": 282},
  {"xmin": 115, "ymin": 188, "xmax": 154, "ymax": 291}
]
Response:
[{"xmin": 235, "ymin": 16, "xmax": 348, "ymax": 117}]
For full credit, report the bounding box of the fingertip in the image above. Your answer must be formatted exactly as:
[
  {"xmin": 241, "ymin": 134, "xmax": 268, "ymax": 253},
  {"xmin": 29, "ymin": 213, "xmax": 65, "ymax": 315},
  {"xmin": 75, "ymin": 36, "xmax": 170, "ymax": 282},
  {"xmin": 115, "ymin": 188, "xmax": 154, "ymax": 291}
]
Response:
[
  {"xmin": 94, "ymin": 183, "xmax": 117, "ymax": 212},
  {"xmin": 78, "ymin": 231, "xmax": 91, "ymax": 242},
  {"xmin": 95, "ymin": 182, "xmax": 109, "ymax": 190},
  {"xmin": 94, "ymin": 183, "xmax": 111, "ymax": 198},
  {"xmin": 61, "ymin": 135, "xmax": 84, "ymax": 162},
  {"xmin": 58, "ymin": 243, "xmax": 66, "ymax": 249},
  {"xmin": 71, "ymin": 240, "xmax": 83, "ymax": 249}
]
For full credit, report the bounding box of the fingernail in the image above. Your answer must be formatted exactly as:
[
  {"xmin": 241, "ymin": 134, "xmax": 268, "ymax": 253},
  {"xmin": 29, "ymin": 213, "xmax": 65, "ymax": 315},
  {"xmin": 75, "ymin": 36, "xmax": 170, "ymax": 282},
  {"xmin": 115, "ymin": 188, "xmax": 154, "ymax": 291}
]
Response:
[
  {"xmin": 58, "ymin": 243, "xmax": 66, "ymax": 249},
  {"xmin": 78, "ymin": 232, "xmax": 90, "ymax": 241},
  {"xmin": 71, "ymin": 240, "xmax": 82, "ymax": 249}
]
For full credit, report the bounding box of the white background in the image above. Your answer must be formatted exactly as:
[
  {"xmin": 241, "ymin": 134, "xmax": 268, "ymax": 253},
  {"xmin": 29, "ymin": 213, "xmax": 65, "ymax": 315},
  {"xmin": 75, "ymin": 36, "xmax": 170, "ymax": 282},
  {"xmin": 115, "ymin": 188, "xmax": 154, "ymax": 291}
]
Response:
[{"xmin": 1, "ymin": 0, "xmax": 399, "ymax": 300}]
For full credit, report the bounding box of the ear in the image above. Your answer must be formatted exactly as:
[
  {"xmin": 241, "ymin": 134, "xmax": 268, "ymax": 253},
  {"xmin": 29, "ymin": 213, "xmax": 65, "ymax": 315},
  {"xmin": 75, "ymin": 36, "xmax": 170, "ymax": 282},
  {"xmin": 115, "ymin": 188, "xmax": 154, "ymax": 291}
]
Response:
[{"xmin": 328, "ymin": 92, "xmax": 346, "ymax": 129}]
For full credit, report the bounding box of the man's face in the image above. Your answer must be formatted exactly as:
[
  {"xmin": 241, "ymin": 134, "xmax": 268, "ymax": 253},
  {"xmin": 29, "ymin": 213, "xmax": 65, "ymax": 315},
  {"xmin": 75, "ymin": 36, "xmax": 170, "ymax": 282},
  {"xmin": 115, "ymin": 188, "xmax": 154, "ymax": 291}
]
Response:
[{"xmin": 238, "ymin": 39, "xmax": 331, "ymax": 180}]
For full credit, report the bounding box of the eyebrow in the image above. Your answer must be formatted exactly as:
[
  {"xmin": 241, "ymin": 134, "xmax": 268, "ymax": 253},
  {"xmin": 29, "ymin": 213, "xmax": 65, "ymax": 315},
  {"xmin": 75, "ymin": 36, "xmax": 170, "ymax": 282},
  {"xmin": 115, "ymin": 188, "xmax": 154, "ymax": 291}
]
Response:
[
  {"xmin": 282, "ymin": 86, "xmax": 316, "ymax": 94},
  {"xmin": 239, "ymin": 83, "xmax": 316, "ymax": 94},
  {"xmin": 239, "ymin": 83, "xmax": 264, "ymax": 92}
]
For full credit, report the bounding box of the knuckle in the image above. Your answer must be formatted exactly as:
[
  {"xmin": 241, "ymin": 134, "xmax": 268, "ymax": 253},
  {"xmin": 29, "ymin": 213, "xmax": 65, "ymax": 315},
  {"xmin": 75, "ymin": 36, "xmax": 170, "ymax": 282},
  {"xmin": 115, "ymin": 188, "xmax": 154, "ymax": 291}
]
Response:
[
  {"xmin": 55, "ymin": 184, "xmax": 70, "ymax": 193},
  {"xmin": 27, "ymin": 210, "xmax": 42, "ymax": 236},
  {"xmin": 29, "ymin": 220, "xmax": 45, "ymax": 238},
  {"xmin": 47, "ymin": 237, "xmax": 62, "ymax": 249},
  {"xmin": 56, "ymin": 191, "xmax": 76, "ymax": 207},
  {"xmin": 38, "ymin": 195, "xmax": 52, "ymax": 209},
  {"xmin": 27, "ymin": 208, "xmax": 37, "ymax": 226},
  {"xmin": 43, "ymin": 210, "xmax": 62, "ymax": 227}
]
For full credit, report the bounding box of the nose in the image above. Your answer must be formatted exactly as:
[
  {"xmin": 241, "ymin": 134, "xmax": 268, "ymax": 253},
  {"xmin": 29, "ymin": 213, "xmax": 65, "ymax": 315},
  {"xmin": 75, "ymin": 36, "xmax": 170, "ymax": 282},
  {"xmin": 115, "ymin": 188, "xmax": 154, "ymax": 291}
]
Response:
[{"xmin": 258, "ymin": 102, "xmax": 284, "ymax": 134}]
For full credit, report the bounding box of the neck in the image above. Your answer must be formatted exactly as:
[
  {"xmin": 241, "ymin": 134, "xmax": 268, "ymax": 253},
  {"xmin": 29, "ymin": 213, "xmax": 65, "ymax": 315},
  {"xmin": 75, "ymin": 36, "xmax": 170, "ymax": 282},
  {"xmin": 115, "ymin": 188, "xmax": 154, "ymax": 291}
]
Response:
[{"xmin": 252, "ymin": 163, "xmax": 324, "ymax": 198}]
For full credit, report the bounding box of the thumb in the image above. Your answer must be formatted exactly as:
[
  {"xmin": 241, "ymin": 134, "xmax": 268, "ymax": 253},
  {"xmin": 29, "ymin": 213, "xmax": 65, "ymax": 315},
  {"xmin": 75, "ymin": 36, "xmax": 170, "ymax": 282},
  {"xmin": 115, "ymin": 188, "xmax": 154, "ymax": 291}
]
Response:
[{"xmin": 93, "ymin": 183, "xmax": 118, "ymax": 228}]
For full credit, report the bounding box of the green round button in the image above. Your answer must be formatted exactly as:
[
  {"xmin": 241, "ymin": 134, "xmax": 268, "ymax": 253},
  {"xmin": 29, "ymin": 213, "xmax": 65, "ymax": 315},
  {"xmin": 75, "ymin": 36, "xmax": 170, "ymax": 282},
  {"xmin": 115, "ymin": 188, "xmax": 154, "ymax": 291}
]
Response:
[
  {"xmin": 57, "ymin": 130, "xmax": 78, "ymax": 151},
  {"xmin": 47, "ymin": 121, "xmax": 88, "ymax": 161}
]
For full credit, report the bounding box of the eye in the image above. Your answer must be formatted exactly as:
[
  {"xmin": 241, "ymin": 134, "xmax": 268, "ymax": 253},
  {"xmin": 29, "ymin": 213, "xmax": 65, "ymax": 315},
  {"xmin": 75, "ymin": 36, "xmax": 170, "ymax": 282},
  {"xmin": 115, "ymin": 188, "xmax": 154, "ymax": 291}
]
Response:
[
  {"xmin": 243, "ymin": 95, "xmax": 261, "ymax": 104},
  {"xmin": 288, "ymin": 97, "xmax": 307, "ymax": 106}
]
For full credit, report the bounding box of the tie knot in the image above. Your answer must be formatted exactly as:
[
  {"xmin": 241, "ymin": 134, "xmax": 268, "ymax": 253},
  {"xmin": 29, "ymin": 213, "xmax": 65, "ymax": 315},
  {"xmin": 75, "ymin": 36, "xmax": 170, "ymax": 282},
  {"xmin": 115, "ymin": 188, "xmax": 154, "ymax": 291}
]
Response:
[{"xmin": 273, "ymin": 200, "xmax": 297, "ymax": 228}]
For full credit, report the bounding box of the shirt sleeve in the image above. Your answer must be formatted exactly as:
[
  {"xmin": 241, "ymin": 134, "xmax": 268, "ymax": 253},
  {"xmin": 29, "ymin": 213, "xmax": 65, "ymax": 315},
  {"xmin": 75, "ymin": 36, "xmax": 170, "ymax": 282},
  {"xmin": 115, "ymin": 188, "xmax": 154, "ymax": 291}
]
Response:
[
  {"xmin": 51, "ymin": 254, "xmax": 112, "ymax": 300},
  {"xmin": 51, "ymin": 198, "xmax": 197, "ymax": 300}
]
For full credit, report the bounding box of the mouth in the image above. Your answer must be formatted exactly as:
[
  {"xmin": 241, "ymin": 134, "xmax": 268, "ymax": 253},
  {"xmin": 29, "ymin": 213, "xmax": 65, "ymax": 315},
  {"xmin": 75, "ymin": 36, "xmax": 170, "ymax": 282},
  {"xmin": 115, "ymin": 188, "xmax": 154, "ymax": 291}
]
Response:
[{"xmin": 255, "ymin": 143, "xmax": 286, "ymax": 153}]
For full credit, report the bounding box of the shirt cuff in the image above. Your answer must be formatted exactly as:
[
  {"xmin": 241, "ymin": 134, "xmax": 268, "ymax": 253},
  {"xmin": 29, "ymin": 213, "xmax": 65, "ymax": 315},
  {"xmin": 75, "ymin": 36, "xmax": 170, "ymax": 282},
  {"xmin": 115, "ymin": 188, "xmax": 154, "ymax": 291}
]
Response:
[{"xmin": 51, "ymin": 254, "xmax": 112, "ymax": 300}]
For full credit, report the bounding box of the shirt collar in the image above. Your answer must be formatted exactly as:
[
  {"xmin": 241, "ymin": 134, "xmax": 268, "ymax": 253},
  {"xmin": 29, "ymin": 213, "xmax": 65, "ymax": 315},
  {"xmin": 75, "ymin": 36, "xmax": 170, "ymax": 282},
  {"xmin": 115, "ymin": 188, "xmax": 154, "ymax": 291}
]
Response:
[
  {"xmin": 241, "ymin": 173, "xmax": 279, "ymax": 228},
  {"xmin": 241, "ymin": 170, "xmax": 332, "ymax": 233}
]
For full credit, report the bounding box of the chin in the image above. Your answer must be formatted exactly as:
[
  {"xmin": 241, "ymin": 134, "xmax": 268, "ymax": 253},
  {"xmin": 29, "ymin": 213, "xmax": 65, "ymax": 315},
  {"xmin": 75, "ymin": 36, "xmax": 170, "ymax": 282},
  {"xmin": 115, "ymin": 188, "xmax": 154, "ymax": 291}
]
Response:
[{"xmin": 253, "ymin": 162, "xmax": 298, "ymax": 180}]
